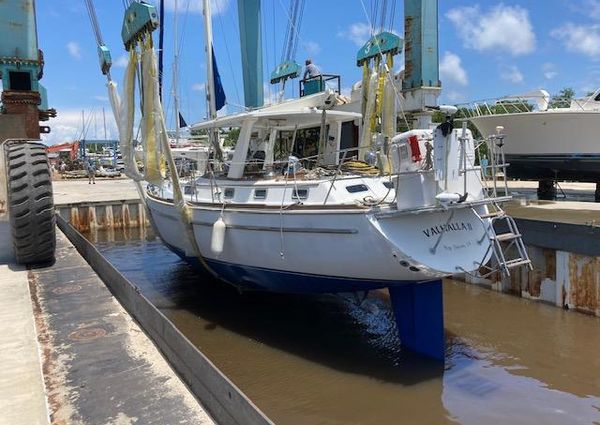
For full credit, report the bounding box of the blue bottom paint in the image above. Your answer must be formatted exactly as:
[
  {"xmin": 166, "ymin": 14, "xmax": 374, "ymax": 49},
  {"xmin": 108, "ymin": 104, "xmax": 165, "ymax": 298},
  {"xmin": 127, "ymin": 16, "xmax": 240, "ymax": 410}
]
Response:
[
  {"xmin": 388, "ymin": 280, "xmax": 445, "ymax": 361},
  {"xmin": 165, "ymin": 243, "xmax": 415, "ymax": 294}
]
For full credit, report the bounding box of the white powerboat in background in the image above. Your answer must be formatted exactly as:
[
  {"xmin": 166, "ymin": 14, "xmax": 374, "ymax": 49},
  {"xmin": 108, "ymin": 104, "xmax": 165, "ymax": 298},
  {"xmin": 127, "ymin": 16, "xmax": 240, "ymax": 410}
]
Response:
[{"xmin": 464, "ymin": 89, "xmax": 600, "ymax": 184}]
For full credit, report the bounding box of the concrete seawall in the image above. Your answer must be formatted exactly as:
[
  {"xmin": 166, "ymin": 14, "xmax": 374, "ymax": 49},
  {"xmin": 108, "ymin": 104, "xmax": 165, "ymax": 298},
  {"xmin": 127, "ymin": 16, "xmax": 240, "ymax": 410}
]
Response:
[
  {"xmin": 57, "ymin": 215, "xmax": 274, "ymax": 425},
  {"xmin": 464, "ymin": 201, "xmax": 600, "ymax": 317}
]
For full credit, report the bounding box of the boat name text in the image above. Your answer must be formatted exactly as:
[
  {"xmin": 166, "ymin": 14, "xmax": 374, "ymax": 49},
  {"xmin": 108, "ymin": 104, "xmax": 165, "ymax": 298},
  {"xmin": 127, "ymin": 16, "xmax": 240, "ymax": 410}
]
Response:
[{"xmin": 423, "ymin": 222, "xmax": 473, "ymax": 238}]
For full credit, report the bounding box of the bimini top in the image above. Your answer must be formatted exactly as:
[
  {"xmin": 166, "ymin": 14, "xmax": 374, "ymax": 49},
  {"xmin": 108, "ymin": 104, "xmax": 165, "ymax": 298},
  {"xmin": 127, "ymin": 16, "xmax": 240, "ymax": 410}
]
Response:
[{"xmin": 191, "ymin": 90, "xmax": 360, "ymax": 131}]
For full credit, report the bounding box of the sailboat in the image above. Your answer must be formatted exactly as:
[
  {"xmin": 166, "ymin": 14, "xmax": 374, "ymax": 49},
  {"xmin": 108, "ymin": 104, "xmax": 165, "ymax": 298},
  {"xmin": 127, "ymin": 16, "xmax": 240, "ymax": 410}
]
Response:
[
  {"xmin": 93, "ymin": 0, "xmax": 530, "ymax": 359},
  {"xmin": 161, "ymin": 0, "xmax": 211, "ymax": 175}
]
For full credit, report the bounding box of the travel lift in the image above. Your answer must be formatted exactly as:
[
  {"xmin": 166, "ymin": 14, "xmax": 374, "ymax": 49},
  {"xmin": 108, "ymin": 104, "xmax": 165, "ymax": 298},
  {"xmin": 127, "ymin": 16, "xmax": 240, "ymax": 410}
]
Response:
[{"xmin": 0, "ymin": 0, "xmax": 57, "ymax": 265}]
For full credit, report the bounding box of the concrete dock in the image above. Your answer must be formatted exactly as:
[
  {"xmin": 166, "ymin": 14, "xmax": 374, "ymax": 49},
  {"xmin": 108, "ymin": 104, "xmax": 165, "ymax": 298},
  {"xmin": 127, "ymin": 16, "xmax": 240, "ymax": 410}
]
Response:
[{"xmin": 0, "ymin": 218, "xmax": 215, "ymax": 424}]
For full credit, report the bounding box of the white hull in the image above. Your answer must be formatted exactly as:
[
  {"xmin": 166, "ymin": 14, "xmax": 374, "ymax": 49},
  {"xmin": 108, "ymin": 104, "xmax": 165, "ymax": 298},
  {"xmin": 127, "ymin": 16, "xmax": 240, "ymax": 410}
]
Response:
[
  {"xmin": 147, "ymin": 194, "xmax": 492, "ymax": 291},
  {"xmin": 470, "ymin": 111, "xmax": 600, "ymax": 155}
]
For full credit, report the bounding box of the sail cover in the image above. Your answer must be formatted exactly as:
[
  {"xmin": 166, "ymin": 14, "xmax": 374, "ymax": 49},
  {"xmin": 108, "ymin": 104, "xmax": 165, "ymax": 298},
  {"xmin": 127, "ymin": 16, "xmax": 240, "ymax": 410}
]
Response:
[{"xmin": 212, "ymin": 46, "xmax": 226, "ymax": 111}]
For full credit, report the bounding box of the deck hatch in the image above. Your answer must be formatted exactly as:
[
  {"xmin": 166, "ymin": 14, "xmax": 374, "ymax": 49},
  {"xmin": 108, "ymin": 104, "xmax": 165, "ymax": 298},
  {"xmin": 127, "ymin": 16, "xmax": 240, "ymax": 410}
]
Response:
[{"xmin": 346, "ymin": 184, "xmax": 369, "ymax": 193}]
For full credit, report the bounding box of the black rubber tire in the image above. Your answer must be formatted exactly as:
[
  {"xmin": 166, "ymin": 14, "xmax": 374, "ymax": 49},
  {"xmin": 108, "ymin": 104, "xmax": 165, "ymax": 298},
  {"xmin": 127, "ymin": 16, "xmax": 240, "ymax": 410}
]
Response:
[{"xmin": 6, "ymin": 141, "xmax": 56, "ymax": 265}]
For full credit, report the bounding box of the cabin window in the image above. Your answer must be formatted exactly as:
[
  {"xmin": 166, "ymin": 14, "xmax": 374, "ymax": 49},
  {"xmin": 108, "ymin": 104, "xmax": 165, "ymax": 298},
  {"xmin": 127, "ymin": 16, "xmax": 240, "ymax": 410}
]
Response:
[
  {"xmin": 254, "ymin": 189, "xmax": 267, "ymax": 199},
  {"xmin": 184, "ymin": 185, "xmax": 195, "ymax": 195},
  {"xmin": 292, "ymin": 188, "xmax": 309, "ymax": 200},
  {"xmin": 224, "ymin": 188, "xmax": 235, "ymax": 199},
  {"xmin": 399, "ymin": 144, "xmax": 410, "ymax": 162},
  {"xmin": 383, "ymin": 181, "xmax": 394, "ymax": 189},
  {"xmin": 346, "ymin": 184, "xmax": 369, "ymax": 193}
]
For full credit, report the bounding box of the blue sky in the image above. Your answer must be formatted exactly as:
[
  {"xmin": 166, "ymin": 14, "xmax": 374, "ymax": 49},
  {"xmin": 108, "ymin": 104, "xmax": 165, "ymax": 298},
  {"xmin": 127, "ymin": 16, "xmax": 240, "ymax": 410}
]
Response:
[{"xmin": 30, "ymin": 0, "xmax": 600, "ymax": 144}]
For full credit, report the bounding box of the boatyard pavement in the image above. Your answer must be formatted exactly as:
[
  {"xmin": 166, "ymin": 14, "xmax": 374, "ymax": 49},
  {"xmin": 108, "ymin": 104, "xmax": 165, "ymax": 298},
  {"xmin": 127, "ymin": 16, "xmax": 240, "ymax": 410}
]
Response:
[
  {"xmin": 0, "ymin": 220, "xmax": 49, "ymax": 425},
  {"xmin": 51, "ymin": 176, "xmax": 597, "ymax": 205},
  {"xmin": 0, "ymin": 216, "xmax": 215, "ymax": 424},
  {"xmin": 53, "ymin": 178, "xmax": 140, "ymax": 205}
]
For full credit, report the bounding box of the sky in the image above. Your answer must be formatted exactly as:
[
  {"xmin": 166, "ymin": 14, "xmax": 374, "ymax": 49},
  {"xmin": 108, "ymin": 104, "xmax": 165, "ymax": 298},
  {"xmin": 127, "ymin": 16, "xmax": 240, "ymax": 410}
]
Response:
[{"xmin": 26, "ymin": 0, "xmax": 600, "ymax": 144}]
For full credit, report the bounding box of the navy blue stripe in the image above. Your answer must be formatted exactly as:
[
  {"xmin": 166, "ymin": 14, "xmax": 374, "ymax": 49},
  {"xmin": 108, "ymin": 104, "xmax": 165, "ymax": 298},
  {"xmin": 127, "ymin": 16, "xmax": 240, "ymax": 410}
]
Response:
[{"xmin": 163, "ymin": 243, "xmax": 417, "ymax": 294}]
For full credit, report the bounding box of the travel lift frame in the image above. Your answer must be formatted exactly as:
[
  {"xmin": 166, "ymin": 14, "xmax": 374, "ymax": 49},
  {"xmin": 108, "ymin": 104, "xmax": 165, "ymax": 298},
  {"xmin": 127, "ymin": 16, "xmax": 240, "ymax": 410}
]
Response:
[{"xmin": 0, "ymin": 0, "xmax": 57, "ymax": 265}]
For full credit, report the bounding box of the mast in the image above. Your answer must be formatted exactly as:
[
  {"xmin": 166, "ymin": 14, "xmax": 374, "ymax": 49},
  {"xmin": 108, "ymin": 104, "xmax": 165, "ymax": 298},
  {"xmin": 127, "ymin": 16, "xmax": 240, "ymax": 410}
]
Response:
[
  {"xmin": 173, "ymin": 0, "xmax": 181, "ymax": 143},
  {"xmin": 102, "ymin": 107, "xmax": 107, "ymax": 140},
  {"xmin": 203, "ymin": 0, "xmax": 217, "ymax": 122},
  {"xmin": 202, "ymin": 0, "xmax": 222, "ymax": 159},
  {"xmin": 158, "ymin": 0, "xmax": 165, "ymax": 101}
]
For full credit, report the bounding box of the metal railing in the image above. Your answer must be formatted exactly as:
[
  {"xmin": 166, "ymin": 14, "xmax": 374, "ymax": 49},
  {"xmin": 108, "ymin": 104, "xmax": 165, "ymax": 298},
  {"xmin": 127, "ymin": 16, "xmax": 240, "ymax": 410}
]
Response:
[{"xmin": 299, "ymin": 74, "xmax": 341, "ymax": 97}]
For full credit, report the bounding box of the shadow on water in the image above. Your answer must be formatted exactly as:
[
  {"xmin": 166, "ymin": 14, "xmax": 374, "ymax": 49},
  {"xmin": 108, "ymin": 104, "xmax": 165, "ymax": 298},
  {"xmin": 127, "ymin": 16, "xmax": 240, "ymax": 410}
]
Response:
[
  {"xmin": 87, "ymin": 228, "xmax": 600, "ymax": 425},
  {"xmin": 101, "ymin": 232, "xmax": 445, "ymax": 385}
]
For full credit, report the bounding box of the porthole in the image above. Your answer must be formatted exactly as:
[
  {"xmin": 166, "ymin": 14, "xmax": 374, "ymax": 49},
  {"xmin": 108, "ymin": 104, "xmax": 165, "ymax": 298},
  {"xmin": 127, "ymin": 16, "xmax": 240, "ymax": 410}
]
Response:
[
  {"xmin": 254, "ymin": 188, "xmax": 267, "ymax": 199},
  {"xmin": 224, "ymin": 188, "xmax": 235, "ymax": 199},
  {"xmin": 292, "ymin": 188, "xmax": 308, "ymax": 200}
]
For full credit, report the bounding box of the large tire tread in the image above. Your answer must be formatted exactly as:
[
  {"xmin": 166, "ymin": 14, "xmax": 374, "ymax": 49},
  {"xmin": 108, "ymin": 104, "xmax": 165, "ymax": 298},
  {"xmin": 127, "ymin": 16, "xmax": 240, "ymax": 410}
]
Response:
[{"xmin": 6, "ymin": 141, "xmax": 56, "ymax": 265}]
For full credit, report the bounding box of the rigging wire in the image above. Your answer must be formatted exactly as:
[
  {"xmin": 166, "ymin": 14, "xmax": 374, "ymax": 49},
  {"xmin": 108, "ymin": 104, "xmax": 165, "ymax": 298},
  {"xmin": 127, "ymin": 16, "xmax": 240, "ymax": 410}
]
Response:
[
  {"xmin": 290, "ymin": 0, "xmax": 305, "ymax": 60},
  {"xmin": 217, "ymin": 5, "xmax": 242, "ymax": 106},
  {"xmin": 277, "ymin": 0, "xmax": 305, "ymax": 62},
  {"xmin": 380, "ymin": 0, "xmax": 388, "ymax": 32},
  {"xmin": 388, "ymin": 0, "xmax": 397, "ymax": 31}
]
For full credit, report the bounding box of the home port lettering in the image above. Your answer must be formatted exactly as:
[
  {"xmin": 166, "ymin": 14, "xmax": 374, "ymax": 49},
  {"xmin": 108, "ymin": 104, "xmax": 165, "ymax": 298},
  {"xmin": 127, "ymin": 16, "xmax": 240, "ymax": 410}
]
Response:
[{"xmin": 422, "ymin": 222, "xmax": 474, "ymax": 238}]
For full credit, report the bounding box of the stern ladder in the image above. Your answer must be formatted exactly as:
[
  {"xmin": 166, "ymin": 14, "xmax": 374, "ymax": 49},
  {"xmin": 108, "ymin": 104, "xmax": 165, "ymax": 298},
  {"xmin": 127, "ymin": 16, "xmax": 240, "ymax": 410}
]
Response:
[{"xmin": 473, "ymin": 204, "xmax": 532, "ymax": 277}]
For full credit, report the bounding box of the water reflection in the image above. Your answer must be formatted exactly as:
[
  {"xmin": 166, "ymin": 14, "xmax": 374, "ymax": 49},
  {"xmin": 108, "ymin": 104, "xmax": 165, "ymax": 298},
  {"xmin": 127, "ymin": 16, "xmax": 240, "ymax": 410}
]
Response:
[{"xmin": 88, "ymin": 229, "xmax": 600, "ymax": 425}]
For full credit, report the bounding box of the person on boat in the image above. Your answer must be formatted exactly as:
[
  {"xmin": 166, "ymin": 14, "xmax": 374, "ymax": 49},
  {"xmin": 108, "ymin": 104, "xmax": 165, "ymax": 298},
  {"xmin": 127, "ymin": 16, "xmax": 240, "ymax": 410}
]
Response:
[
  {"xmin": 85, "ymin": 160, "xmax": 96, "ymax": 184},
  {"xmin": 303, "ymin": 58, "xmax": 321, "ymax": 80}
]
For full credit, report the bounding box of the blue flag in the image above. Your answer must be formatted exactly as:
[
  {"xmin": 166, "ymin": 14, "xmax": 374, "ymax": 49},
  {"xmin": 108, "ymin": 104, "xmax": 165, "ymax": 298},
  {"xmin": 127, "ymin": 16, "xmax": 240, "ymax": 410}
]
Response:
[
  {"xmin": 212, "ymin": 45, "xmax": 226, "ymax": 111},
  {"xmin": 178, "ymin": 112, "xmax": 188, "ymax": 128}
]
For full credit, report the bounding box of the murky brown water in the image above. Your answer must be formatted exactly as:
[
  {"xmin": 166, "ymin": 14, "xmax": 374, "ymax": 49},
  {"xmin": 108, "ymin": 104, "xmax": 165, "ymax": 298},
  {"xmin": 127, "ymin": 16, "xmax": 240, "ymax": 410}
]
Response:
[{"xmin": 86, "ymin": 228, "xmax": 600, "ymax": 425}]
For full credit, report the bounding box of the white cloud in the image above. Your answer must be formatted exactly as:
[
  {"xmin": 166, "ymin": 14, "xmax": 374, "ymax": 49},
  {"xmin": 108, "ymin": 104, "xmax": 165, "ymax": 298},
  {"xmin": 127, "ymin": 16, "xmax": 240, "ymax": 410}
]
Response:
[
  {"xmin": 439, "ymin": 51, "xmax": 468, "ymax": 86},
  {"xmin": 192, "ymin": 83, "xmax": 206, "ymax": 92},
  {"xmin": 444, "ymin": 90, "xmax": 467, "ymax": 104},
  {"xmin": 446, "ymin": 4, "xmax": 536, "ymax": 56},
  {"xmin": 500, "ymin": 65, "xmax": 524, "ymax": 83},
  {"xmin": 303, "ymin": 41, "xmax": 321, "ymax": 56},
  {"xmin": 161, "ymin": 0, "xmax": 230, "ymax": 15},
  {"xmin": 338, "ymin": 22, "xmax": 372, "ymax": 47},
  {"xmin": 583, "ymin": 0, "xmax": 600, "ymax": 20},
  {"xmin": 67, "ymin": 41, "xmax": 82, "ymax": 59},
  {"xmin": 551, "ymin": 23, "xmax": 600, "ymax": 58},
  {"xmin": 41, "ymin": 108, "xmax": 118, "ymax": 145},
  {"xmin": 93, "ymin": 95, "xmax": 109, "ymax": 102},
  {"xmin": 542, "ymin": 62, "xmax": 558, "ymax": 80},
  {"xmin": 113, "ymin": 54, "xmax": 129, "ymax": 68}
]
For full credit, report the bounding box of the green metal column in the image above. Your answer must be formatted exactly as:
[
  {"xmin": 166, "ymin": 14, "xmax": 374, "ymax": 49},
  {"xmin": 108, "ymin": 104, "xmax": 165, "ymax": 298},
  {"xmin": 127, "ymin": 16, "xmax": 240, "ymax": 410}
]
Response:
[
  {"xmin": 402, "ymin": 0, "xmax": 440, "ymax": 90},
  {"xmin": 0, "ymin": 0, "xmax": 40, "ymax": 91},
  {"xmin": 237, "ymin": 0, "xmax": 264, "ymax": 108}
]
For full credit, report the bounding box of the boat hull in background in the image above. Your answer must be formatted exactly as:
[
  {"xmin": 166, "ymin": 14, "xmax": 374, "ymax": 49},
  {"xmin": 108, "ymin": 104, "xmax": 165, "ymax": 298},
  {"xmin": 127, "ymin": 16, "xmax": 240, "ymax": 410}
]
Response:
[{"xmin": 470, "ymin": 111, "xmax": 600, "ymax": 182}]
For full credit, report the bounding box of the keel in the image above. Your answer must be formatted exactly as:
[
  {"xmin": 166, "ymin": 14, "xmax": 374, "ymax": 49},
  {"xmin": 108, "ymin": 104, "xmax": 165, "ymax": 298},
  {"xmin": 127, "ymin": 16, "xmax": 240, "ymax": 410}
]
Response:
[{"xmin": 388, "ymin": 280, "xmax": 445, "ymax": 361}]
